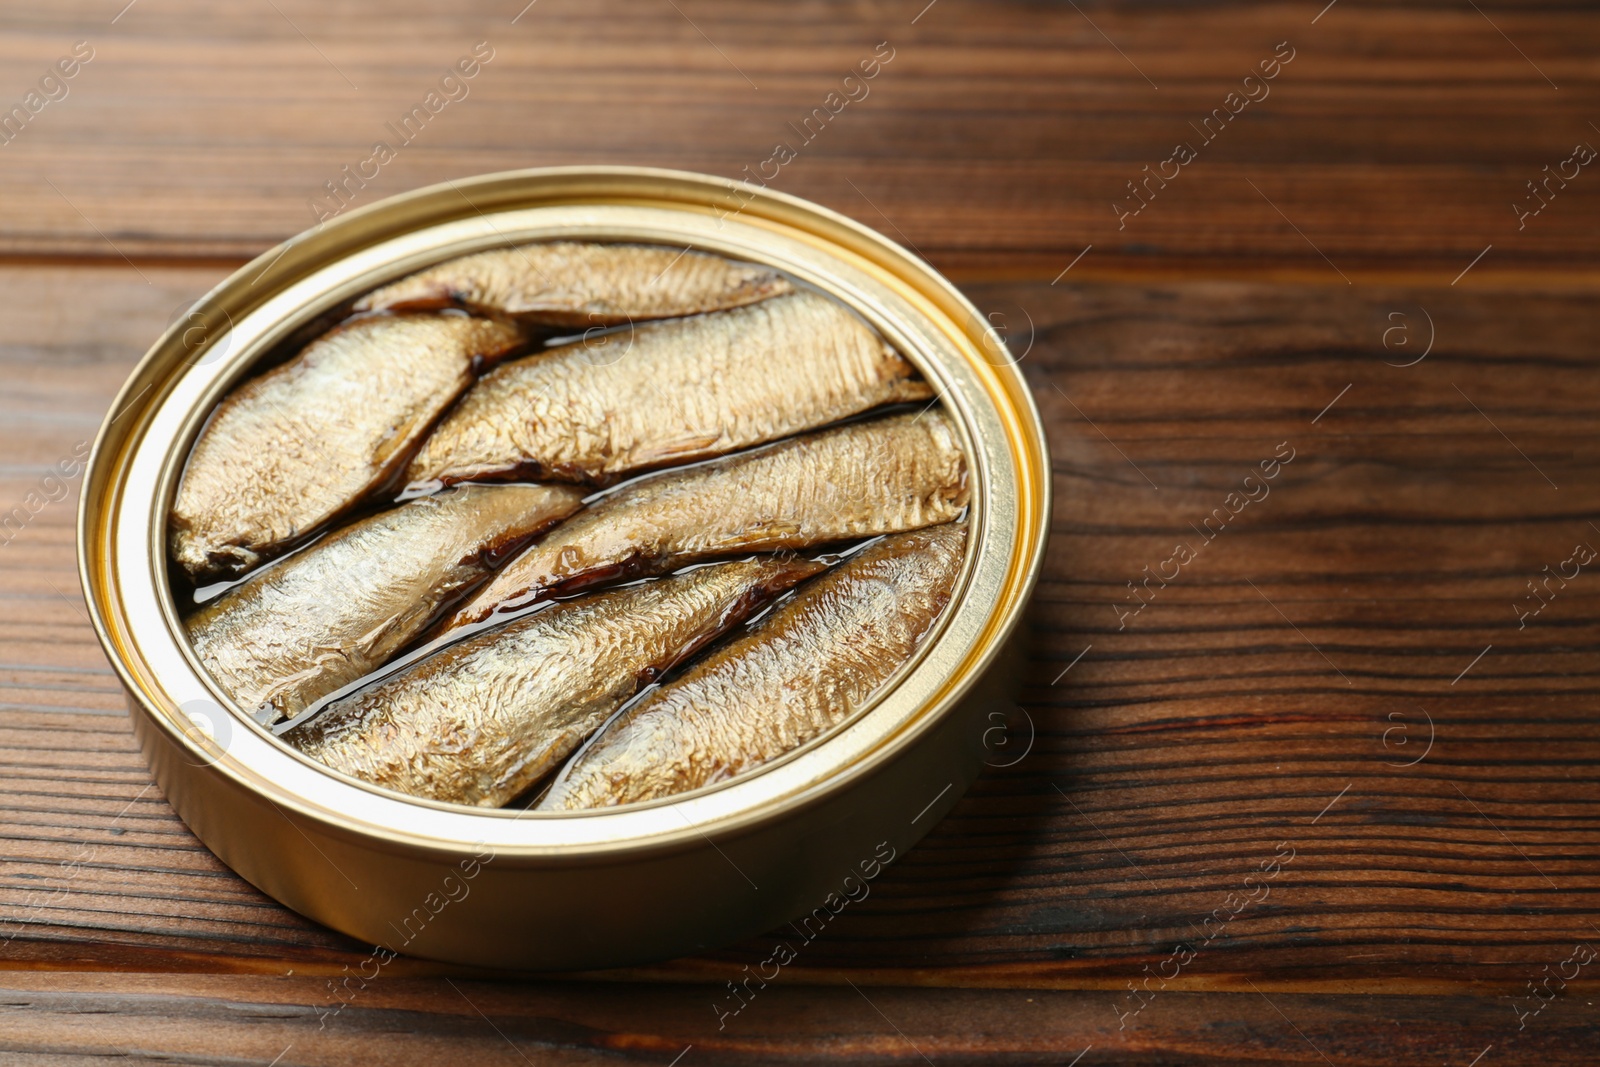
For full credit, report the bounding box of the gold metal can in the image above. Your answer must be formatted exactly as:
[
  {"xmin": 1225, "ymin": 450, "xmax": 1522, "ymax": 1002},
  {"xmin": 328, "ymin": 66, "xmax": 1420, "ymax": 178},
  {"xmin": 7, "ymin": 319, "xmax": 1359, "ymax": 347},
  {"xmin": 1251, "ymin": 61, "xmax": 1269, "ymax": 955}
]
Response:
[{"xmin": 77, "ymin": 167, "xmax": 1050, "ymax": 969}]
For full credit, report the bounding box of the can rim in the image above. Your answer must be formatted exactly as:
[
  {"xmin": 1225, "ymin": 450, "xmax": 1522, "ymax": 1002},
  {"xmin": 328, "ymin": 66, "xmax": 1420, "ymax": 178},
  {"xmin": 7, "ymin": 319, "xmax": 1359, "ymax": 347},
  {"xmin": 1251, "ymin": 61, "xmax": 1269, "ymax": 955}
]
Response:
[{"xmin": 78, "ymin": 166, "xmax": 1052, "ymax": 862}]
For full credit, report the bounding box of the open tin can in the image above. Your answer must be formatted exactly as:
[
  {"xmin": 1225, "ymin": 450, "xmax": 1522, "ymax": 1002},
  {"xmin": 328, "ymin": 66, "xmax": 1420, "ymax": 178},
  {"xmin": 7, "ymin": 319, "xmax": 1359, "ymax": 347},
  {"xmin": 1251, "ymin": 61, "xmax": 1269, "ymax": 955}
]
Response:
[{"xmin": 77, "ymin": 167, "xmax": 1050, "ymax": 969}]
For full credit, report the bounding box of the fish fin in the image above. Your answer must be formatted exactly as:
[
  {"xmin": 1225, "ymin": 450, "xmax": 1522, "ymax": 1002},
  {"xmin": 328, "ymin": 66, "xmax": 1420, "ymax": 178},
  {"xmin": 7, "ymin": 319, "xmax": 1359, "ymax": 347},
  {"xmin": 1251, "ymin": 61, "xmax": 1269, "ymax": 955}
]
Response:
[
  {"xmin": 889, "ymin": 377, "xmax": 937, "ymax": 402},
  {"xmin": 354, "ymin": 281, "xmax": 458, "ymax": 313},
  {"xmin": 629, "ymin": 431, "xmax": 725, "ymax": 468},
  {"xmin": 714, "ymin": 520, "xmax": 807, "ymax": 549}
]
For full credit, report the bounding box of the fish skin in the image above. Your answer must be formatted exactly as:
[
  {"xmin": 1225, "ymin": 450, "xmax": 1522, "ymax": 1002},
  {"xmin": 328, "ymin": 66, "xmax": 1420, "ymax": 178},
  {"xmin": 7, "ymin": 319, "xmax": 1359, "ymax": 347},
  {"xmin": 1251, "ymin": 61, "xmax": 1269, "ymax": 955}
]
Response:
[
  {"xmin": 353, "ymin": 242, "xmax": 794, "ymax": 327},
  {"xmin": 285, "ymin": 556, "xmax": 825, "ymax": 808},
  {"xmin": 404, "ymin": 290, "xmax": 934, "ymax": 489},
  {"xmin": 439, "ymin": 410, "xmax": 969, "ymax": 634},
  {"xmin": 170, "ymin": 314, "xmax": 524, "ymax": 582},
  {"xmin": 539, "ymin": 523, "xmax": 968, "ymax": 811},
  {"xmin": 187, "ymin": 483, "xmax": 583, "ymax": 725}
]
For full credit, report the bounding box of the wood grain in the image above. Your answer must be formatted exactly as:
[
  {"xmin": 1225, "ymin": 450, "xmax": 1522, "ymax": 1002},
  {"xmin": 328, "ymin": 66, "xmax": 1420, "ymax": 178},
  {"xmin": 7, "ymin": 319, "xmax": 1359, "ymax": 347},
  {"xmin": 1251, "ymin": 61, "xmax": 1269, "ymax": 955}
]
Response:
[
  {"xmin": 0, "ymin": 1, "xmax": 1596, "ymax": 277},
  {"xmin": 0, "ymin": 974, "xmax": 1595, "ymax": 1065},
  {"xmin": 4, "ymin": 1, "xmax": 1600, "ymax": 1061}
]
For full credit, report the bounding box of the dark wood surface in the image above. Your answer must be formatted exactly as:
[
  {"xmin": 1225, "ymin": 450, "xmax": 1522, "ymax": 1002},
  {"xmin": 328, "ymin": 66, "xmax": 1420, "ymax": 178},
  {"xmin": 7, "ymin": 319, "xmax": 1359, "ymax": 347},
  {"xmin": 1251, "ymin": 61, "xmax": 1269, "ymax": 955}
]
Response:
[
  {"xmin": 3, "ymin": 1, "xmax": 1599, "ymax": 1063},
  {"xmin": 1, "ymin": 0, "xmax": 1597, "ymax": 279},
  {"xmin": 6, "ymin": 975, "xmax": 1600, "ymax": 1066}
]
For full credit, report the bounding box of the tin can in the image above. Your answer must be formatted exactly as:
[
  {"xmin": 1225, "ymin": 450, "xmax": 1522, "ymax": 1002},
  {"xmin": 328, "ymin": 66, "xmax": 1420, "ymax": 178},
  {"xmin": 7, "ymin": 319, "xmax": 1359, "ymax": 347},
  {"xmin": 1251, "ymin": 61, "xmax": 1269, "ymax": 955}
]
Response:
[{"xmin": 77, "ymin": 167, "xmax": 1050, "ymax": 969}]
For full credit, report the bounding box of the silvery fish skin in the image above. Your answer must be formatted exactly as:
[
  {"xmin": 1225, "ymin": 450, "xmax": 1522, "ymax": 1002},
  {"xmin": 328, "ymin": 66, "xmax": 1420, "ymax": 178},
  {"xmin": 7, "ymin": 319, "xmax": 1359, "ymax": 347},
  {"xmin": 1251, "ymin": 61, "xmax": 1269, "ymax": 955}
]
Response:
[
  {"xmin": 187, "ymin": 483, "xmax": 583, "ymax": 725},
  {"xmin": 440, "ymin": 410, "xmax": 969, "ymax": 633},
  {"xmin": 540, "ymin": 523, "xmax": 967, "ymax": 811},
  {"xmin": 405, "ymin": 290, "xmax": 934, "ymax": 488},
  {"xmin": 170, "ymin": 314, "xmax": 524, "ymax": 582},
  {"xmin": 354, "ymin": 242, "xmax": 794, "ymax": 327},
  {"xmin": 286, "ymin": 557, "xmax": 825, "ymax": 807}
]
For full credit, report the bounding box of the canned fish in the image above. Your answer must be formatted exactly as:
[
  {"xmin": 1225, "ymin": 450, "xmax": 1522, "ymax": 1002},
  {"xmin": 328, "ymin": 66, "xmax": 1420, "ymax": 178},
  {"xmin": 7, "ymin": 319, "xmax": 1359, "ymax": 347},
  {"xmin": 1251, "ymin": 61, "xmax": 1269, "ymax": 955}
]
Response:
[{"xmin": 77, "ymin": 167, "xmax": 1050, "ymax": 969}]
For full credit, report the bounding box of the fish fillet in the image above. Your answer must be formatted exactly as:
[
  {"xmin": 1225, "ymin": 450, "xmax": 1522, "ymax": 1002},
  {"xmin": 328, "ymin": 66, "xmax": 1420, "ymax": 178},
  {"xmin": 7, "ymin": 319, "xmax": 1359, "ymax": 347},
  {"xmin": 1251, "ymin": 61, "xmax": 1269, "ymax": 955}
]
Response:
[
  {"xmin": 540, "ymin": 524, "xmax": 967, "ymax": 810},
  {"xmin": 187, "ymin": 483, "xmax": 582, "ymax": 724},
  {"xmin": 170, "ymin": 314, "xmax": 523, "ymax": 581},
  {"xmin": 355, "ymin": 242, "xmax": 793, "ymax": 327},
  {"xmin": 405, "ymin": 290, "xmax": 933, "ymax": 488},
  {"xmin": 440, "ymin": 410, "xmax": 968, "ymax": 633}
]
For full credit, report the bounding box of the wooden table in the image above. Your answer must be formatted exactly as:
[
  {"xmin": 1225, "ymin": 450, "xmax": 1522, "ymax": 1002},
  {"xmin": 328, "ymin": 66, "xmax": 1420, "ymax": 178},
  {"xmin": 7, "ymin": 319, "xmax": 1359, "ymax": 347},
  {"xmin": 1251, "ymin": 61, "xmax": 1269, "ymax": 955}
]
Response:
[{"xmin": 2, "ymin": 2, "xmax": 1596, "ymax": 1062}]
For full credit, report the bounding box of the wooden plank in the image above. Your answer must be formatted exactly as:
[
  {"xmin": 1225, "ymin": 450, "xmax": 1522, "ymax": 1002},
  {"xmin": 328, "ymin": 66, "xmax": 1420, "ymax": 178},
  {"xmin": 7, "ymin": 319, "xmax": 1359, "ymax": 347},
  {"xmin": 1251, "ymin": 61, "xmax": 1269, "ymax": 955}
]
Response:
[
  {"xmin": 1, "ymin": 266, "xmax": 1597, "ymax": 1002},
  {"xmin": 0, "ymin": 973, "xmax": 1594, "ymax": 1065},
  {"xmin": 0, "ymin": 2, "xmax": 1596, "ymax": 275}
]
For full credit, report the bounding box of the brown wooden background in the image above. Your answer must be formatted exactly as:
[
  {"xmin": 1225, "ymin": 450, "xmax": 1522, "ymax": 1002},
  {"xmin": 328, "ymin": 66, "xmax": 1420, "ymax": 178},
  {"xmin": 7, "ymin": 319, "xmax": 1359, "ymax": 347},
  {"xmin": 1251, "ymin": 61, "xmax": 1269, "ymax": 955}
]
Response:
[{"xmin": 3, "ymin": 1, "xmax": 1598, "ymax": 1063}]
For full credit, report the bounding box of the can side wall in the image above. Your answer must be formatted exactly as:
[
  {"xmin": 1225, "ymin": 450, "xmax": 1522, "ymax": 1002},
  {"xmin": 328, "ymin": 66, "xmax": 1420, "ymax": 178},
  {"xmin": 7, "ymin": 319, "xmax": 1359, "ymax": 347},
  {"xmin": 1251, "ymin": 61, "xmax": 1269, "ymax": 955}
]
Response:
[{"xmin": 129, "ymin": 626, "xmax": 1019, "ymax": 971}]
